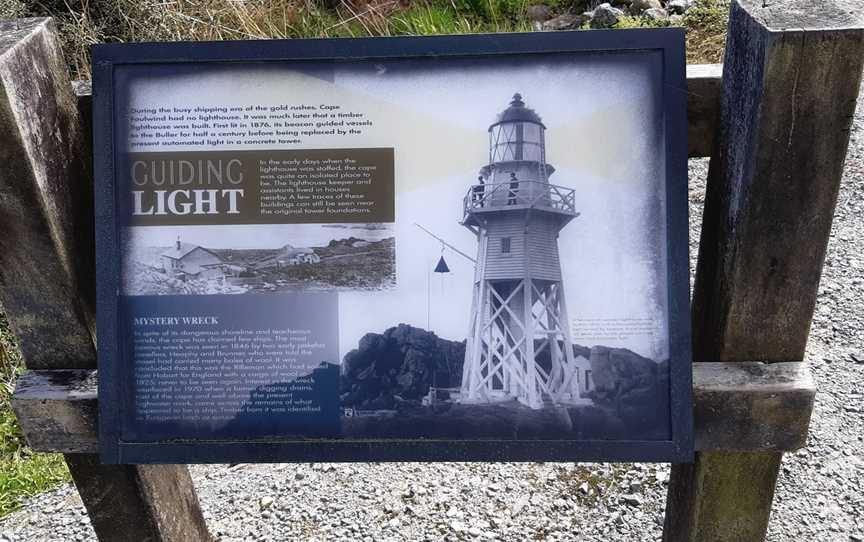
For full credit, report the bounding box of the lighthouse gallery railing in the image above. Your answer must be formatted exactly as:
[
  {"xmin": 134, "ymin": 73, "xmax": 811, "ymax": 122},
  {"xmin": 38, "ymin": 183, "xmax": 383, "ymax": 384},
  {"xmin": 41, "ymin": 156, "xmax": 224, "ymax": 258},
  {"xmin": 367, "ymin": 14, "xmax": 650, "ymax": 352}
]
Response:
[{"xmin": 462, "ymin": 181, "xmax": 576, "ymax": 219}]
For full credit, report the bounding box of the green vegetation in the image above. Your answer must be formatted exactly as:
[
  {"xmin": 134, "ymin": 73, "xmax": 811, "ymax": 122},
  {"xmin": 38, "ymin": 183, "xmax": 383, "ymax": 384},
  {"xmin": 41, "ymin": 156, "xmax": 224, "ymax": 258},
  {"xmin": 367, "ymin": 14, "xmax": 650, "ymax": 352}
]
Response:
[
  {"xmin": 1, "ymin": 0, "xmax": 728, "ymax": 80},
  {"xmin": 0, "ymin": 314, "xmax": 70, "ymax": 517},
  {"xmin": 613, "ymin": 0, "xmax": 729, "ymax": 64},
  {"xmin": 613, "ymin": 15, "xmax": 670, "ymax": 29},
  {"xmin": 682, "ymin": 0, "xmax": 729, "ymax": 65}
]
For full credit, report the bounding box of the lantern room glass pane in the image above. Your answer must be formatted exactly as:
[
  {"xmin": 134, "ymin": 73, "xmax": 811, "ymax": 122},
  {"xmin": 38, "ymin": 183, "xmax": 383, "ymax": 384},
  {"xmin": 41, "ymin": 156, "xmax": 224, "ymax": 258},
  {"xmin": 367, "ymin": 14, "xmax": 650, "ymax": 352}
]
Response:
[
  {"xmin": 522, "ymin": 123, "xmax": 541, "ymax": 144},
  {"xmin": 490, "ymin": 122, "xmax": 544, "ymax": 163},
  {"xmin": 522, "ymin": 142, "xmax": 541, "ymax": 161}
]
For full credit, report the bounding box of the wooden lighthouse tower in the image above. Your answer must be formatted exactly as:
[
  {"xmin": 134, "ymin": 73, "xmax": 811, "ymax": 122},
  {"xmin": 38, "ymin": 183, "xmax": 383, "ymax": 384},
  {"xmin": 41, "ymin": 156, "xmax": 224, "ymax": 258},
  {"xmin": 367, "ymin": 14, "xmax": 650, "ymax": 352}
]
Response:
[{"xmin": 460, "ymin": 93, "xmax": 590, "ymax": 410}]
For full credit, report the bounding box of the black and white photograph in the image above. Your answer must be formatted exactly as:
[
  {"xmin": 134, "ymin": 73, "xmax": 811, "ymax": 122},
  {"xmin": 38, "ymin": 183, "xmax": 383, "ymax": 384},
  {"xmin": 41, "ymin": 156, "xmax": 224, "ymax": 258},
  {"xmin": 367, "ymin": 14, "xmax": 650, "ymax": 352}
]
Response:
[
  {"xmin": 121, "ymin": 223, "xmax": 396, "ymax": 294},
  {"xmin": 332, "ymin": 81, "xmax": 671, "ymax": 441}
]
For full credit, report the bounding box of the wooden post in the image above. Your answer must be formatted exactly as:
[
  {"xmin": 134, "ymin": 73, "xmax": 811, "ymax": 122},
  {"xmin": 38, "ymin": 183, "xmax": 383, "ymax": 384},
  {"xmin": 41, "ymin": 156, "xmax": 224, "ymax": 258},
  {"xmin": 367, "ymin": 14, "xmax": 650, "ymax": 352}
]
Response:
[
  {"xmin": 0, "ymin": 18, "xmax": 211, "ymax": 542},
  {"xmin": 0, "ymin": 18, "xmax": 94, "ymax": 368},
  {"xmin": 664, "ymin": 1, "xmax": 864, "ymax": 541}
]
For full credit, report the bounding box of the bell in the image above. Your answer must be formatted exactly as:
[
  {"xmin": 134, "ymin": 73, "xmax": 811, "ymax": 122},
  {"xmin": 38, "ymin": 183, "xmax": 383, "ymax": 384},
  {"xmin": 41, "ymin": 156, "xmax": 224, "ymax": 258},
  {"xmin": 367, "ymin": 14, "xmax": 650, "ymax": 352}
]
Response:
[{"xmin": 434, "ymin": 255, "xmax": 450, "ymax": 273}]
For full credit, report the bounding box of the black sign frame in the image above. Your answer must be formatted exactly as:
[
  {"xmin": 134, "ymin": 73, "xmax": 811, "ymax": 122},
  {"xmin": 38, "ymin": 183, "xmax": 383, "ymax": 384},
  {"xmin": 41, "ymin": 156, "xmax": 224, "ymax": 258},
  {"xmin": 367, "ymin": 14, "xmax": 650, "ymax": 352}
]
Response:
[{"xmin": 94, "ymin": 29, "xmax": 693, "ymax": 464}]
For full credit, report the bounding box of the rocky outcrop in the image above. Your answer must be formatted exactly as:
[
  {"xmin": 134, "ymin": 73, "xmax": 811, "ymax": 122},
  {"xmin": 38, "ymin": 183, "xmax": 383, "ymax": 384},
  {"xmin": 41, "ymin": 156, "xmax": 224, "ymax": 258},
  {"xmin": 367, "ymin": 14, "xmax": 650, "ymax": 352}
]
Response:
[
  {"xmin": 339, "ymin": 327, "xmax": 670, "ymax": 439},
  {"xmin": 340, "ymin": 324, "xmax": 465, "ymax": 409},
  {"xmin": 587, "ymin": 346, "xmax": 670, "ymax": 437},
  {"xmin": 587, "ymin": 345, "xmax": 657, "ymax": 392},
  {"xmin": 327, "ymin": 236, "xmax": 371, "ymax": 249}
]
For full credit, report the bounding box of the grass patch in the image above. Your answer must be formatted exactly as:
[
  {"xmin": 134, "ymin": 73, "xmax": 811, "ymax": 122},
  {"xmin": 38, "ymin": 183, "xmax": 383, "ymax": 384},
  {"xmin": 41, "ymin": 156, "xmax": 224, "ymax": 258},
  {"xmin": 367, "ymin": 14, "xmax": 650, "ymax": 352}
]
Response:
[
  {"xmin": 390, "ymin": 2, "xmax": 530, "ymax": 36},
  {"xmin": 6, "ymin": 0, "xmax": 536, "ymax": 78},
  {"xmin": 614, "ymin": 14, "xmax": 672, "ymax": 29},
  {"xmin": 0, "ymin": 313, "xmax": 70, "ymax": 518},
  {"xmin": 684, "ymin": 0, "xmax": 729, "ymax": 64},
  {"xmin": 614, "ymin": 0, "xmax": 729, "ymax": 64},
  {"xmin": 2, "ymin": 0, "xmax": 730, "ymax": 79}
]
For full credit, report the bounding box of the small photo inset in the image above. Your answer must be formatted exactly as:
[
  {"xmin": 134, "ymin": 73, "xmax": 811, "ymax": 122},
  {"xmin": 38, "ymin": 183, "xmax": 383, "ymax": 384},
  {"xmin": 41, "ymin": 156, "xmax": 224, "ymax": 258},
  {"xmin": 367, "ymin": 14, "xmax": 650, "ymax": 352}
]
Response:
[{"xmin": 121, "ymin": 223, "xmax": 395, "ymax": 295}]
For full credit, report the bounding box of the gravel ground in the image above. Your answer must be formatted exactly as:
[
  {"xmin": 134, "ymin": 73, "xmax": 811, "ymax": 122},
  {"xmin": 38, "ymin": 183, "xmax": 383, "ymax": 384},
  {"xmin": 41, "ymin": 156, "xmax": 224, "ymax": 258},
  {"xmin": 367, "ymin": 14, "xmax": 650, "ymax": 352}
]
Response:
[{"xmin": 2, "ymin": 83, "xmax": 863, "ymax": 542}]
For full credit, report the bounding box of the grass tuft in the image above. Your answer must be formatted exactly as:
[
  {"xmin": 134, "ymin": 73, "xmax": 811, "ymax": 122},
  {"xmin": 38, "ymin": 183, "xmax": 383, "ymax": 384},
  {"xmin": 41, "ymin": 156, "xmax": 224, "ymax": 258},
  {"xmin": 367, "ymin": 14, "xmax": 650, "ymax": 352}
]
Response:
[{"xmin": 0, "ymin": 313, "xmax": 70, "ymax": 518}]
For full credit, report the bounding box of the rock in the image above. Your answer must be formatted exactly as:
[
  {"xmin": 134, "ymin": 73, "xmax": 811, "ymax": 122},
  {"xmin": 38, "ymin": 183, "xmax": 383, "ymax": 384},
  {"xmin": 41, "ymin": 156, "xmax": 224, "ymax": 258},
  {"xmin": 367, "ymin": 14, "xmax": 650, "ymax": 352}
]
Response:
[
  {"xmin": 541, "ymin": 13, "xmax": 588, "ymax": 30},
  {"xmin": 669, "ymin": 13, "xmax": 684, "ymax": 24},
  {"xmin": 621, "ymin": 494, "xmax": 642, "ymax": 506},
  {"xmin": 259, "ymin": 496, "xmax": 274, "ymax": 510},
  {"xmin": 628, "ymin": 0, "xmax": 662, "ymax": 11},
  {"xmin": 340, "ymin": 324, "xmax": 466, "ymax": 409},
  {"xmin": 511, "ymin": 494, "xmax": 530, "ymax": 517},
  {"xmin": 387, "ymin": 518, "xmax": 401, "ymax": 528},
  {"xmin": 526, "ymin": 4, "xmax": 553, "ymax": 22},
  {"xmin": 586, "ymin": 347, "xmax": 669, "ymax": 435},
  {"xmin": 643, "ymin": 7, "xmax": 668, "ymax": 20},
  {"xmin": 666, "ymin": 0, "xmax": 692, "ymax": 13},
  {"xmin": 589, "ymin": 3, "xmax": 624, "ymax": 28}
]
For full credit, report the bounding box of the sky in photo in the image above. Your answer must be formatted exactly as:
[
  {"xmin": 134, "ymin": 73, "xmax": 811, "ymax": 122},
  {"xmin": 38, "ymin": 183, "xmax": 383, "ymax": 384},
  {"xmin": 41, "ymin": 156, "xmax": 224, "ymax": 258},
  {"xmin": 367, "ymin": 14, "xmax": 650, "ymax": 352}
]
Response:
[{"xmin": 119, "ymin": 51, "xmax": 669, "ymax": 361}]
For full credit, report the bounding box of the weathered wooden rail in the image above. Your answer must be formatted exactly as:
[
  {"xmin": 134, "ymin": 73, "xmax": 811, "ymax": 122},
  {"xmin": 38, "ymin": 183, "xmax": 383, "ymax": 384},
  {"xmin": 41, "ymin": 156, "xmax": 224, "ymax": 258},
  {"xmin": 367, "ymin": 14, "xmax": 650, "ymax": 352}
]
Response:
[
  {"xmin": 2, "ymin": 0, "xmax": 862, "ymax": 539},
  {"xmin": 12, "ymin": 362, "xmax": 815, "ymax": 455}
]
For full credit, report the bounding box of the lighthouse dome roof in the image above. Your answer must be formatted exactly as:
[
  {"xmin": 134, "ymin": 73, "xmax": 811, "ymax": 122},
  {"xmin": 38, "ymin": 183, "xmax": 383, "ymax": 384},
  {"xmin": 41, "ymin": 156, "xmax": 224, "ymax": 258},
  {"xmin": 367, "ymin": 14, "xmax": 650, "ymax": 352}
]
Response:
[{"xmin": 491, "ymin": 93, "xmax": 545, "ymax": 128}]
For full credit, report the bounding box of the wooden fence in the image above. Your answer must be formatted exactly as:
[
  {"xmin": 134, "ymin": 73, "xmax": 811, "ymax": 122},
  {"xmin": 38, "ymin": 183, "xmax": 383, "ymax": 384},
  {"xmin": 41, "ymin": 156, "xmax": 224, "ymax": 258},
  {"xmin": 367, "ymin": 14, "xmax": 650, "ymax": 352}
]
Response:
[{"xmin": 1, "ymin": 1, "xmax": 862, "ymax": 540}]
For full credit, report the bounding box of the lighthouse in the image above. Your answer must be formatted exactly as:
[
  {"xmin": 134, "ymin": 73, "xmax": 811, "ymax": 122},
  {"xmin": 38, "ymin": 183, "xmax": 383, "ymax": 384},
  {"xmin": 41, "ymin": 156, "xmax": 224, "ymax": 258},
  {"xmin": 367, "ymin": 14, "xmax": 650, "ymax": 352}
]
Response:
[{"xmin": 459, "ymin": 93, "xmax": 591, "ymax": 410}]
